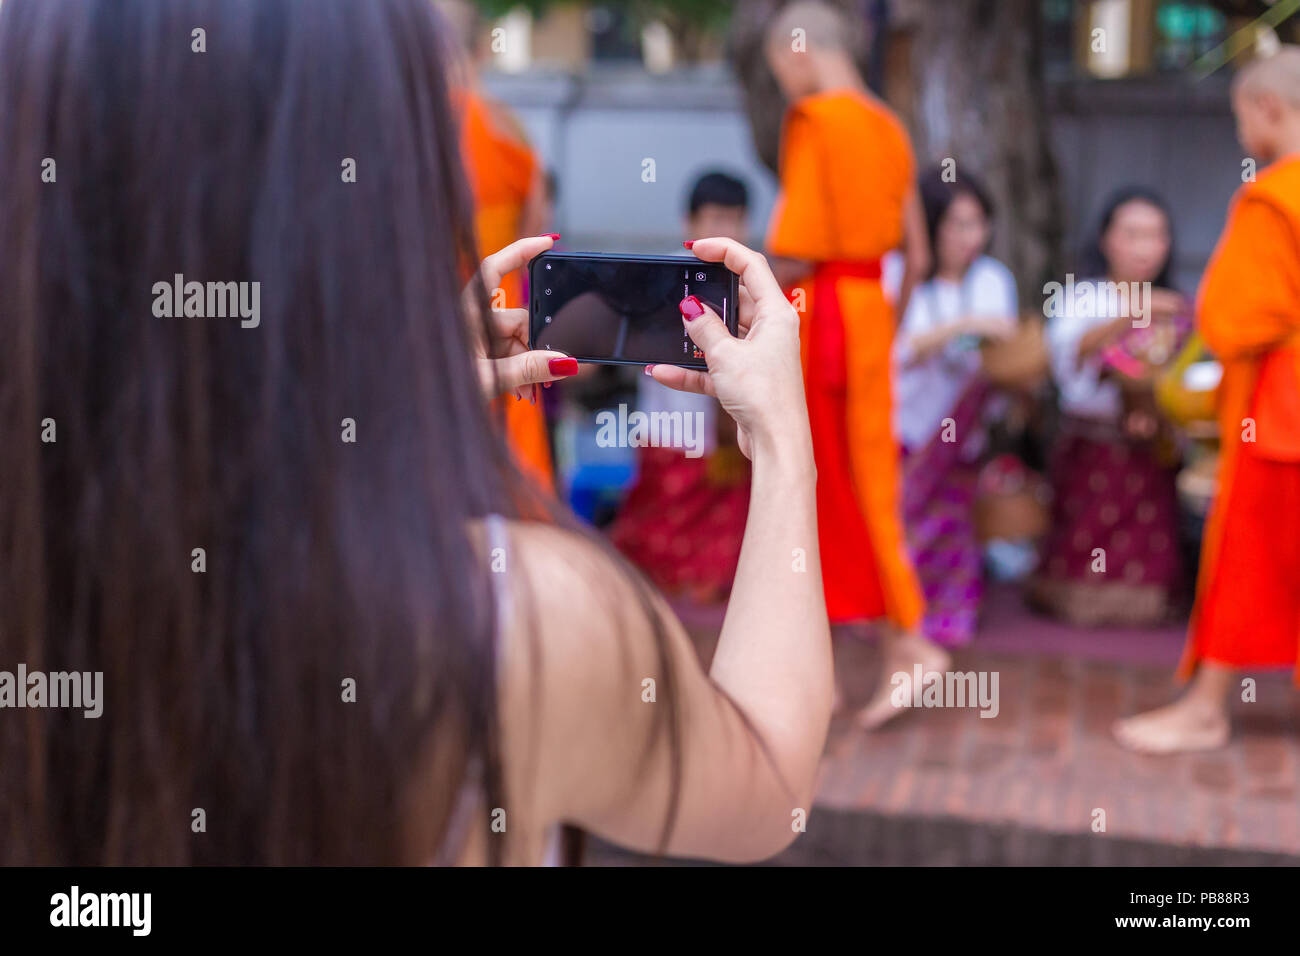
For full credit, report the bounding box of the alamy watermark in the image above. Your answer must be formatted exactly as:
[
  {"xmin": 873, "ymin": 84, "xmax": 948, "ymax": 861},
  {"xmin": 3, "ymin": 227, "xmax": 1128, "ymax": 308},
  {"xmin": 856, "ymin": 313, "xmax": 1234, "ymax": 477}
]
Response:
[
  {"xmin": 152, "ymin": 273, "xmax": 260, "ymax": 328},
  {"xmin": 0, "ymin": 664, "xmax": 102, "ymax": 718},
  {"xmin": 1042, "ymin": 274, "xmax": 1152, "ymax": 328},
  {"xmin": 50, "ymin": 886, "xmax": 150, "ymax": 936},
  {"xmin": 890, "ymin": 665, "xmax": 1000, "ymax": 718},
  {"xmin": 596, "ymin": 404, "xmax": 705, "ymax": 458}
]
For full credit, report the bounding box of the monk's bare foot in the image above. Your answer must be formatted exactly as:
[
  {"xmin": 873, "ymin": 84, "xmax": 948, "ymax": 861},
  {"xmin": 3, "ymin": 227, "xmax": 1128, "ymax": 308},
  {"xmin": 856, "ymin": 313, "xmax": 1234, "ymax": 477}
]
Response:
[
  {"xmin": 853, "ymin": 634, "xmax": 952, "ymax": 731},
  {"xmin": 1113, "ymin": 696, "xmax": 1230, "ymax": 754}
]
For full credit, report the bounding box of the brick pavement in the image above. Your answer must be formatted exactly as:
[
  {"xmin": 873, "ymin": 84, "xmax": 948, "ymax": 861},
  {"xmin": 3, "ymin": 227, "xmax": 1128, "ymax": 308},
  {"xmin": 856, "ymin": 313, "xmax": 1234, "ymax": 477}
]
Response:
[
  {"xmin": 611, "ymin": 587, "xmax": 1300, "ymax": 865},
  {"xmin": 815, "ymin": 640, "xmax": 1300, "ymax": 860}
]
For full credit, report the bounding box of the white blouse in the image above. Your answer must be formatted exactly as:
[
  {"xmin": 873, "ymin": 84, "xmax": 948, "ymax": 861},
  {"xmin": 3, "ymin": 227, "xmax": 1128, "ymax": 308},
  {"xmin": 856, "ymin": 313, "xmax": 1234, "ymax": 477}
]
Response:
[
  {"xmin": 1044, "ymin": 278, "xmax": 1127, "ymax": 422},
  {"xmin": 887, "ymin": 255, "xmax": 1018, "ymax": 451}
]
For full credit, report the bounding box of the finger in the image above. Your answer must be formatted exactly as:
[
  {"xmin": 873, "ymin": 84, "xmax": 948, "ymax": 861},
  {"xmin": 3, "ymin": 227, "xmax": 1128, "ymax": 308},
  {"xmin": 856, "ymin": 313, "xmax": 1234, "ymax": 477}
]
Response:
[
  {"xmin": 491, "ymin": 305, "xmax": 528, "ymax": 331},
  {"xmin": 479, "ymin": 358, "xmax": 527, "ymax": 401},
  {"xmin": 737, "ymin": 283, "xmax": 755, "ymax": 338},
  {"xmin": 686, "ymin": 237, "xmax": 783, "ymax": 307},
  {"xmin": 679, "ymin": 294, "xmax": 734, "ymax": 359},
  {"xmin": 479, "ymin": 235, "xmax": 559, "ymax": 293},
  {"xmin": 490, "ymin": 307, "xmax": 530, "ymax": 352},
  {"xmin": 646, "ymin": 362, "xmax": 716, "ymax": 398},
  {"xmin": 490, "ymin": 350, "xmax": 577, "ymax": 395}
]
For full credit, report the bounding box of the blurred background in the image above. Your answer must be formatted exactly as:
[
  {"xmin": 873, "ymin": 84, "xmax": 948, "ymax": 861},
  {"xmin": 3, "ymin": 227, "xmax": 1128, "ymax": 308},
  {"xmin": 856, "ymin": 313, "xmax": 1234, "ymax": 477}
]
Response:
[
  {"xmin": 460, "ymin": 0, "xmax": 1300, "ymax": 867},
  {"xmin": 473, "ymin": 0, "xmax": 1291, "ymax": 291}
]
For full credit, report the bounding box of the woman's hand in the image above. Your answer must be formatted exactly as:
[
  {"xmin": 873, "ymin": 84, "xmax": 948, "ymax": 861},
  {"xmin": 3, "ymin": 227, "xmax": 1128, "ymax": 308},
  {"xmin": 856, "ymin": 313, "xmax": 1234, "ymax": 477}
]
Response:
[
  {"xmin": 1149, "ymin": 288, "xmax": 1189, "ymax": 323},
  {"xmin": 961, "ymin": 314, "xmax": 1016, "ymax": 341},
  {"xmin": 906, "ymin": 314, "xmax": 1014, "ymax": 366},
  {"xmin": 466, "ymin": 235, "xmax": 578, "ymax": 402},
  {"xmin": 647, "ymin": 238, "xmax": 812, "ymax": 464}
]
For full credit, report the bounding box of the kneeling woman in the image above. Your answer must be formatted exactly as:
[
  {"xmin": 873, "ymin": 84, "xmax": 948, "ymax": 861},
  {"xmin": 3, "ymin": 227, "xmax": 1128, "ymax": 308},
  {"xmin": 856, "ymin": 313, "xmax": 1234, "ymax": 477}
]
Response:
[
  {"xmin": 891, "ymin": 168, "xmax": 1017, "ymax": 646},
  {"xmin": 1032, "ymin": 188, "xmax": 1191, "ymax": 626}
]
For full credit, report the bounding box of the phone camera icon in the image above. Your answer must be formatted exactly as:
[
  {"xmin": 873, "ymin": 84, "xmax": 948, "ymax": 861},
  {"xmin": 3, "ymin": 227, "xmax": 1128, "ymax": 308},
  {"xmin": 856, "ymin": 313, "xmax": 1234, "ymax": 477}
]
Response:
[
  {"xmin": 544, "ymin": 315, "xmax": 552, "ymax": 324},
  {"xmin": 545, "ymin": 263, "xmax": 552, "ymax": 270},
  {"xmin": 695, "ymin": 272, "xmax": 706, "ymax": 282},
  {"xmin": 544, "ymin": 288, "xmax": 552, "ymax": 295}
]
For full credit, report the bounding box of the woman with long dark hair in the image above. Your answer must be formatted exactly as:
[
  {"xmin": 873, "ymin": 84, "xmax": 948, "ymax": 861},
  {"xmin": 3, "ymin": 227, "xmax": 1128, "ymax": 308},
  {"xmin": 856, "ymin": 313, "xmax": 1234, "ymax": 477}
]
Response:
[
  {"xmin": 0, "ymin": 0, "xmax": 830, "ymax": 865},
  {"xmin": 1030, "ymin": 188, "xmax": 1192, "ymax": 627},
  {"xmin": 890, "ymin": 166, "xmax": 1017, "ymax": 648}
]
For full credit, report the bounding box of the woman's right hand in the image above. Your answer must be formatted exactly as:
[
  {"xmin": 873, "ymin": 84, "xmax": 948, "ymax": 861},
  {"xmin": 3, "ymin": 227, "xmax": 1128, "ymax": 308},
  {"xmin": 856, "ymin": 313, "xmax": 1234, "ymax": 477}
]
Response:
[
  {"xmin": 961, "ymin": 314, "xmax": 1016, "ymax": 341},
  {"xmin": 646, "ymin": 238, "xmax": 811, "ymax": 463},
  {"xmin": 1149, "ymin": 287, "xmax": 1190, "ymax": 323}
]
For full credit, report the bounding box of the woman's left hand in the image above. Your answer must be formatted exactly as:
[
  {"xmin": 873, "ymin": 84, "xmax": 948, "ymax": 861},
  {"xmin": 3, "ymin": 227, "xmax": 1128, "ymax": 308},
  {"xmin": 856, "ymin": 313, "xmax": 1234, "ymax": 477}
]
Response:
[{"xmin": 466, "ymin": 235, "xmax": 578, "ymax": 401}]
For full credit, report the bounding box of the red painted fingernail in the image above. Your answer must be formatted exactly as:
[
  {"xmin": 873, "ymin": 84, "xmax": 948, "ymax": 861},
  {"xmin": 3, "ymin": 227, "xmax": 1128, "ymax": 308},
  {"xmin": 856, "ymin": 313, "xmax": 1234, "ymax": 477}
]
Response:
[
  {"xmin": 683, "ymin": 240, "xmax": 695, "ymax": 249},
  {"xmin": 543, "ymin": 381, "xmax": 551, "ymax": 389},
  {"xmin": 680, "ymin": 295, "xmax": 704, "ymax": 320},
  {"xmin": 644, "ymin": 364, "xmax": 655, "ymax": 375},
  {"xmin": 548, "ymin": 357, "xmax": 578, "ymax": 376},
  {"xmin": 541, "ymin": 233, "xmax": 560, "ymax": 240}
]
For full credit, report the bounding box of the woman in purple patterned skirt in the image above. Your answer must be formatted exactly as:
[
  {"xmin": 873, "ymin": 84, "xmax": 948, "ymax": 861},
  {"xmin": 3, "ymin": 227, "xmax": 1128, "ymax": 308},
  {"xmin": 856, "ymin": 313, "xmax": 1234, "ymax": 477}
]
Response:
[{"xmin": 890, "ymin": 168, "xmax": 1017, "ymax": 645}]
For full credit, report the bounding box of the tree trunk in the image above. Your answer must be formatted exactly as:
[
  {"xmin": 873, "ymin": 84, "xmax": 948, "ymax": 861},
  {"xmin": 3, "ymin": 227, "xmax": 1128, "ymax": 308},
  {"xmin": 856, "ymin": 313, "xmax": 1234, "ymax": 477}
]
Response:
[{"xmin": 892, "ymin": 0, "xmax": 1063, "ymax": 300}]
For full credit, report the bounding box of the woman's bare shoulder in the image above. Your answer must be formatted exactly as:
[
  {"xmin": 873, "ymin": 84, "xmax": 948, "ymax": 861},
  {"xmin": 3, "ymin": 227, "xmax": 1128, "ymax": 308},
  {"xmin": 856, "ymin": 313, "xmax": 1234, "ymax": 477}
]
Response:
[
  {"xmin": 493, "ymin": 518, "xmax": 679, "ymax": 662},
  {"xmin": 482, "ymin": 518, "xmax": 695, "ymax": 825}
]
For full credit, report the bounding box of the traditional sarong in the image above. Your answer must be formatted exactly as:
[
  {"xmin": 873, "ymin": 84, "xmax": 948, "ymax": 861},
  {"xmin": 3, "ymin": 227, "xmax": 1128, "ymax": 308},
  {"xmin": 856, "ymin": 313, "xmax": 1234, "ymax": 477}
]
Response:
[
  {"xmin": 1031, "ymin": 417, "xmax": 1182, "ymax": 626},
  {"xmin": 901, "ymin": 382, "xmax": 990, "ymax": 645},
  {"xmin": 608, "ymin": 446, "xmax": 751, "ymax": 602}
]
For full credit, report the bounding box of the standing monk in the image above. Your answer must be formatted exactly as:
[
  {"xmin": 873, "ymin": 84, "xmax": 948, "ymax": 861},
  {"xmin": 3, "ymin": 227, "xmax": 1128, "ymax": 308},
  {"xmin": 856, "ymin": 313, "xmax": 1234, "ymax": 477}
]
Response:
[
  {"xmin": 439, "ymin": 0, "xmax": 555, "ymax": 491},
  {"xmin": 1115, "ymin": 48, "xmax": 1300, "ymax": 753},
  {"xmin": 763, "ymin": 2, "xmax": 946, "ymax": 728}
]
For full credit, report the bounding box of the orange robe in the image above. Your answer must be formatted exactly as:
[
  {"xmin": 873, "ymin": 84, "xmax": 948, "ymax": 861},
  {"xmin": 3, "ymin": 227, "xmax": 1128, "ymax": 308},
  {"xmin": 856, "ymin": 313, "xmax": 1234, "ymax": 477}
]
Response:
[
  {"xmin": 1178, "ymin": 156, "xmax": 1300, "ymax": 682},
  {"xmin": 767, "ymin": 90, "xmax": 925, "ymax": 629},
  {"xmin": 459, "ymin": 89, "xmax": 555, "ymax": 492}
]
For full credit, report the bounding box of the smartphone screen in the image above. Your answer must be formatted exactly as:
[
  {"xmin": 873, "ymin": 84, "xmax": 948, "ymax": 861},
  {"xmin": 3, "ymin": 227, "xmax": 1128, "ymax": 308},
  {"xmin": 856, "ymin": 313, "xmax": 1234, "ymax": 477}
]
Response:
[{"xmin": 528, "ymin": 252, "xmax": 739, "ymax": 369}]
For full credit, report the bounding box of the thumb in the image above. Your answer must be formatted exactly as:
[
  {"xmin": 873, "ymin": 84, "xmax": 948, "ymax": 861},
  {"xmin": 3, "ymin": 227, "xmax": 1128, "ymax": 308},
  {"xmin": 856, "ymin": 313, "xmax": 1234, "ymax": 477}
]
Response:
[
  {"xmin": 488, "ymin": 350, "xmax": 577, "ymax": 395},
  {"xmin": 679, "ymin": 295, "xmax": 732, "ymax": 359}
]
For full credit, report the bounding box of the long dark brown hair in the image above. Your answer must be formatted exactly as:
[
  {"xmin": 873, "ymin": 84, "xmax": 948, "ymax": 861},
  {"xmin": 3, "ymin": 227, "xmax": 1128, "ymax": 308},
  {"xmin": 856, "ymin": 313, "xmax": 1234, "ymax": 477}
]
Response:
[
  {"xmin": 0, "ymin": 0, "xmax": 684, "ymax": 865},
  {"xmin": 1082, "ymin": 186, "xmax": 1178, "ymax": 291},
  {"xmin": 917, "ymin": 164, "xmax": 995, "ymax": 282}
]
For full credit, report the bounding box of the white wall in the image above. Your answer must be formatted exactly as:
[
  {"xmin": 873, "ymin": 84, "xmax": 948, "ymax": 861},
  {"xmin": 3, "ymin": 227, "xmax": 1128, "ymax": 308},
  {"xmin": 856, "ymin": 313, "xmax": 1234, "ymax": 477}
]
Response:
[
  {"xmin": 483, "ymin": 67, "xmax": 778, "ymax": 252},
  {"xmin": 486, "ymin": 67, "xmax": 1241, "ymax": 291}
]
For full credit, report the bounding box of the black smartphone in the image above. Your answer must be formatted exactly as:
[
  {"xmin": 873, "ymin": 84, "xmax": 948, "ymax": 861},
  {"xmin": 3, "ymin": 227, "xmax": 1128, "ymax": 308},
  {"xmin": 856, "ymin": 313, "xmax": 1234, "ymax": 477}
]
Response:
[{"xmin": 528, "ymin": 251, "xmax": 740, "ymax": 369}]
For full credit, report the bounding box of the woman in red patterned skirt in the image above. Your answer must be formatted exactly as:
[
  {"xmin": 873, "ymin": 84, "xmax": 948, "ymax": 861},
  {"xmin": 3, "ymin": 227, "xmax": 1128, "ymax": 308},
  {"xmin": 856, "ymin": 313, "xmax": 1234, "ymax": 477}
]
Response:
[{"xmin": 1031, "ymin": 188, "xmax": 1192, "ymax": 626}]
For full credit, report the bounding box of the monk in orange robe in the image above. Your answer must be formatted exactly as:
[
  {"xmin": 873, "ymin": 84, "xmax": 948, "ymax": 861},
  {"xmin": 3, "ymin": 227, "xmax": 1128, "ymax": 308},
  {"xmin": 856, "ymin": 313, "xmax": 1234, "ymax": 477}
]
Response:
[
  {"xmin": 460, "ymin": 91, "xmax": 557, "ymax": 491},
  {"xmin": 764, "ymin": 2, "xmax": 946, "ymax": 729},
  {"xmin": 441, "ymin": 0, "xmax": 555, "ymax": 491},
  {"xmin": 1115, "ymin": 48, "xmax": 1300, "ymax": 754}
]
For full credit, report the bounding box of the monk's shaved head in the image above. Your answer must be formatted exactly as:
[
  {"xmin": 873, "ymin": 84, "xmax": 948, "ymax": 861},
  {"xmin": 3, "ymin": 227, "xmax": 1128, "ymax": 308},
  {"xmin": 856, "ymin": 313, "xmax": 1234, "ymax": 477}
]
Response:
[
  {"xmin": 765, "ymin": 1, "xmax": 854, "ymax": 54},
  {"xmin": 1233, "ymin": 45, "xmax": 1300, "ymax": 107},
  {"xmin": 764, "ymin": 1, "xmax": 869, "ymax": 100},
  {"xmin": 1230, "ymin": 44, "xmax": 1300, "ymax": 162}
]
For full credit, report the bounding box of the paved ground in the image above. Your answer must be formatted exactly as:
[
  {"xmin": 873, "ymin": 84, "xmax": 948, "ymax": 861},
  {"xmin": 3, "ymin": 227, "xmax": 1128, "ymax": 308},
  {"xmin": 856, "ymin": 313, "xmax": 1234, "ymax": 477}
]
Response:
[{"xmin": 588, "ymin": 584, "xmax": 1300, "ymax": 865}]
